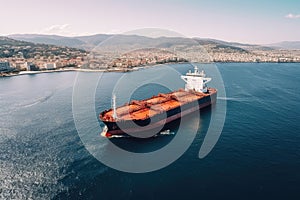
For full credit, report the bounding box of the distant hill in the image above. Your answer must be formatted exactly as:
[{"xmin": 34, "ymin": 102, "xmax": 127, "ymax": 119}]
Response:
[
  {"xmin": 12, "ymin": 34, "xmax": 300, "ymax": 52},
  {"xmin": 267, "ymin": 41, "xmax": 300, "ymax": 50},
  {"xmin": 0, "ymin": 36, "xmax": 33, "ymax": 46},
  {"xmin": 74, "ymin": 34, "xmax": 112, "ymax": 47},
  {"xmin": 2, "ymin": 35, "xmax": 300, "ymax": 64},
  {"xmin": 8, "ymin": 34, "xmax": 201, "ymax": 49},
  {"xmin": 3, "ymin": 34, "xmax": 250, "ymax": 54},
  {"xmin": 9, "ymin": 34, "xmax": 86, "ymax": 49},
  {"xmin": 0, "ymin": 36, "xmax": 86, "ymax": 59},
  {"xmin": 195, "ymin": 38, "xmax": 275, "ymax": 51},
  {"xmin": 8, "ymin": 33, "xmax": 260, "ymax": 53}
]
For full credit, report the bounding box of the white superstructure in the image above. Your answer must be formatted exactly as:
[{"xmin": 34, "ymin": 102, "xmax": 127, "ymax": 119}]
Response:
[{"xmin": 181, "ymin": 66, "xmax": 212, "ymax": 93}]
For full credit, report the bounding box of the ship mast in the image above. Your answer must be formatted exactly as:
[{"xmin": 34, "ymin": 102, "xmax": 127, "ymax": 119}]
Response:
[{"xmin": 112, "ymin": 94, "xmax": 118, "ymax": 120}]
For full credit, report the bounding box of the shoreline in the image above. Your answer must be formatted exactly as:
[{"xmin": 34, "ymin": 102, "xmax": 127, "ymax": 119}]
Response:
[
  {"xmin": 0, "ymin": 67, "xmax": 136, "ymax": 77},
  {"xmin": 1, "ymin": 61, "xmax": 299, "ymax": 77},
  {"xmin": 0, "ymin": 61, "xmax": 187, "ymax": 77}
]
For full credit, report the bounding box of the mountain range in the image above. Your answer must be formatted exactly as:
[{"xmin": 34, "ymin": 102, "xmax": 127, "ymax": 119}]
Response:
[
  {"xmin": 2, "ymin": 34, "xmax": 300, "ymax": 66},
  {"xmin": 8, "ymin": 33, "xmax": 300, "ymax": 51},
  {"xmin": 267, "ymin": 41, "xmax": 300, "ymax": 50}
]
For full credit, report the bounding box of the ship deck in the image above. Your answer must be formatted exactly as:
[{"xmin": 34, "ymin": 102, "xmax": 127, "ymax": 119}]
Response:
[{"xmin": 100, "ymin": 88, "xmax": 216, "ymax": 122}]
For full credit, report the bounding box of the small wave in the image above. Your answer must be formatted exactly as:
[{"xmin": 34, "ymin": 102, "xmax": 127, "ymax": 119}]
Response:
[
  {"xmin": 22, "ymin": 100, "xmax": 42, "ymax": 108},
  {"xmin": 217, "ymin": 97, "xmax": 249, "ymax": 102},
  {"xmin": 108, "ymin": 134, "xmax": 130, "ymax": 138},
  {"xmin": 153, "ymin": 130, "xmax": 175, "ymax": 137},
  {"xmin": 21, "ymin": 92, "xmax": 54, "ymax": 108},
  {"xmin": 158, "ymin": 129, "xmax": 175, "ymax": 136},
  {"xmin": 100, "ymin": 129, "xmax": 130, "ymax": 138}
]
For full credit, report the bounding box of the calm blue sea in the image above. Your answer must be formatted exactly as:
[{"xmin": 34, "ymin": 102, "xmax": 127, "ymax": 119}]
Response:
[{"xmin": 0, "ymin": 63, "xmax": 299, "ymax": 199}]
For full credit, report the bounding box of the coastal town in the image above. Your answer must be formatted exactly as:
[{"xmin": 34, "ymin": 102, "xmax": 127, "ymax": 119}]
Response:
[
  {"xmin": 0, "ymin": 54, "xmax": 85, "ymax": 72},
  {"xmin": 0, "ymin": 37, "xmax": 87, "ymax": 75},
  {"xmin": 1, "ymin": 36, "xmax": 300, "ymax": 76},
  {"xmin": 208, "ymin": 49, "xmax": 300, "ymax": 63}
]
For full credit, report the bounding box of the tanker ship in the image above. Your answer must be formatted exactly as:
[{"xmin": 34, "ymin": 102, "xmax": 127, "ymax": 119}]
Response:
[{"xmin": 99, "ymin": 66, "xmax": 217, "ymax": 137}]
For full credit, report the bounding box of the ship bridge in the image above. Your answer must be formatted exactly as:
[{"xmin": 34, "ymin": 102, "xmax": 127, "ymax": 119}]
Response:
[{"xmin": 181, "ymin": 66, "xmax": 211, "ymax": 93}]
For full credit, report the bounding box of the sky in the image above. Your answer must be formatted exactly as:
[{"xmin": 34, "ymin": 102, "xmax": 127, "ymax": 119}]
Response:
[{"xmin": 1, "ymin": 0, "xmax": 300, "ymax": 44}]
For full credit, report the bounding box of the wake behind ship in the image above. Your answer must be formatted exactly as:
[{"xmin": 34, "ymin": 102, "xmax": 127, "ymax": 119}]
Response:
[{"xmin": 99, "ymin": 66, "xmax": 217, "ymax": 137}]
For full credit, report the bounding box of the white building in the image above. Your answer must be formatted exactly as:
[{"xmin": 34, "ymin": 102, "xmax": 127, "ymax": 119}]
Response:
[
  {"xmin": 15, "ymin": 61, "xmax": 27, "ymax": 70},
  {"xmin": 44, "ymin": 63, "xmax": 56, "ymax": 70}
]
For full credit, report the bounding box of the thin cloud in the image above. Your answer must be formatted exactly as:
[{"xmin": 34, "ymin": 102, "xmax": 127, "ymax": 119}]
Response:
[
  {"xmin": 45, "ymin": 24, "xmax": 70, "ymax": 32},
  {"xmin": 40, "ymin": 24, "xmax": 75, "ymax": 36},
  {"xmin": 285, "ymin": 13, "xmax": 300, "ymax": 19}
]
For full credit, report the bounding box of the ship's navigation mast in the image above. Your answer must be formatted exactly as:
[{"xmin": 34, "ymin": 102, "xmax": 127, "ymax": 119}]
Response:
[
  {"xmin": 181, "ymin": 66, "xmax": 212, "ymax": 93},
  {"xmin": 112, "ymin": 94, "xmax": 118, "ymax": 120}
]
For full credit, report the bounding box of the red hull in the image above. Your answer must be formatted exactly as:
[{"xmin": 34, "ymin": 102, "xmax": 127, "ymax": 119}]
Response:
[{"xmin": 100, "ymin": 88, "xmax": 217, "ymax": 137}]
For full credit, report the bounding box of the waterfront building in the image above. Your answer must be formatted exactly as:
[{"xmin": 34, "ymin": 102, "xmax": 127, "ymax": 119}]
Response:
[
  {"xmin": 44, "ymin": 63, "xmax": 56, "ymax": 70},
  {"xmin": 0, "ymin": 62, "xmax": 12, "ymax": 72}
]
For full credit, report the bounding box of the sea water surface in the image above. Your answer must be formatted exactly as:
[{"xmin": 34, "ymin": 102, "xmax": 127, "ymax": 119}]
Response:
[{"xmin": 0, "ymin": 63, "xmax": 299, "ymax": 199}]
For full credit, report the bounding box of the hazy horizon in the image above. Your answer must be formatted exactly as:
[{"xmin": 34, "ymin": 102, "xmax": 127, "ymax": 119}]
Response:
[
  {"xmin": 1, "ymin": 0, "xmax": 300, "ymax": 44},
  {"xmin": 4, "ymin": 32, "xmax": 300, "ymax": 45}
]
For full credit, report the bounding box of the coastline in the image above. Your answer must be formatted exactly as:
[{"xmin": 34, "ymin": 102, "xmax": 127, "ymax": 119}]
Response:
[
  {"xmin": 0, "ymin": 67, "xmax": 137, "ymax": 77},
  {"xmin": 0, "ymin": 61, "xmax": 187, "ymax": 77},
  {"xmin": 1, "ymin": 61, "xmax": 299, "ymax": 77}
]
